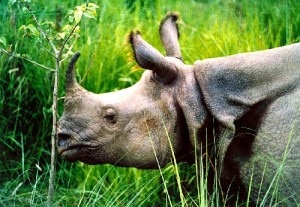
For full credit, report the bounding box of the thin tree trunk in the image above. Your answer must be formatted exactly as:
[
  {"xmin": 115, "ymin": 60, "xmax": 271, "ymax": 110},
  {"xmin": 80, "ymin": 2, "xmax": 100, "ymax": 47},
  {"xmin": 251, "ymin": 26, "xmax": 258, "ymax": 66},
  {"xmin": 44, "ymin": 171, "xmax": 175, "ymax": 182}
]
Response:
[{"xmin": 47, "ymin": 57, "xmax": 60, "ymax": 207}]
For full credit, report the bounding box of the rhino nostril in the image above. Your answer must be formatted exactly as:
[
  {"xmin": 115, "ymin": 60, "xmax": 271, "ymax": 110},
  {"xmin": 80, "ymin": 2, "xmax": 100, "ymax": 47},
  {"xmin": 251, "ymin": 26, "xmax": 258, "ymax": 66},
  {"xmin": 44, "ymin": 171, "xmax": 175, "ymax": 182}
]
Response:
[{"xmin": 57, "ymin": 133, "xmax": 71, "ymax": 147}]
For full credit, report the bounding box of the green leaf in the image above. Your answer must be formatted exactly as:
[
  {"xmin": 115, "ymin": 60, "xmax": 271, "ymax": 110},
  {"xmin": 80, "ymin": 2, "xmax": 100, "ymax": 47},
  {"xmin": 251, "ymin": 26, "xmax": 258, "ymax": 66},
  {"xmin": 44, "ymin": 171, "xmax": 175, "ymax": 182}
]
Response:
[
  {"xmin": 86, "ymin": 3, "xmax": 99, "ymax": 19},
  {"xmin": 19, "ymin": 24, "xmax": 39, "ymax": 37},
  {"xmin": 74, "ymin": 6, "xmax": 83, "ymax": 24},
  {"xmin": 41, "ymin": 21, "xmax": 55, "ymax": 28},
  {"xmin": 56, "ymin": 32, "xmax": 66, "ymax": 40},
  {"xmin": 83, "ymin": 10, "xmax": 96, "ymax": 19},
  {"xmin": 87, "ymin": 3, "xmax": 99, "ymax": 9},
  {"xmin": 70, "ymin": 3, "xmax": 99, "ymax": 24},
  {"xmin": 62, "ymin": 24, "xmax": 72, "ymax": 32},
  {"xmin": 68, "ymin": 15, "xmax": 74, "ymax": 23},
  {"xmin": 0, "ymin": 37, "xmax": 7, "ymax": 47},
  {"xmin": 67, "ymin": 9, "xmax": 73, "ymax": 15},
  {"xmin": 18, "ymin": 25, "xmax": 29, "ymax": 37},
  {"xmin": 27, "ymin": 24, "xmax": 39, "ymax": 36},
  {"xmin": 19, "ymin": 25, "xmax": 27, "ymax": 32},
  {"xmin": 74, "ymin": 26, "xmax": 80, "ymax": 35}
]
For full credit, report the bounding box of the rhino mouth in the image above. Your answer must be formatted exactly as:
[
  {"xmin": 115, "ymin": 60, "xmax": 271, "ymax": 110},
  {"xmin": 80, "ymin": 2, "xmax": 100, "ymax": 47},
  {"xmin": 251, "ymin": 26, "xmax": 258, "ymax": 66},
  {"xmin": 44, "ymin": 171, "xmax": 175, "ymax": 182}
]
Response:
[
  {"xmin": 57, "ymin": 132, "xmax": 98, "ymax": 161},
  {"xmin": 57, "ymin": 143, "xmax": 83, "ymax": 160},
  {"xmin": 58, "ymin": 143, "xmax": 83, "ymax": 154},
  {"xmin": 58, "ymin": 143, "xmax": 100, "ymax": 162},
  {"xmin": 59, "ymin": 147, "xmax": 80, "ymax": 162}
]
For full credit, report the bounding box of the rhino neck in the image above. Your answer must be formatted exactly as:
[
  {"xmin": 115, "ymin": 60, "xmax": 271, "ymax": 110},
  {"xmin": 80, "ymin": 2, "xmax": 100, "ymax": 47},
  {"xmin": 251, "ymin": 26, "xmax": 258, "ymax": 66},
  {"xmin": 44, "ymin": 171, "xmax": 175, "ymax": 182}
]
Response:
[{"xmin": 175, "ymin": 67, "xmax": 211, "ymax": 154}]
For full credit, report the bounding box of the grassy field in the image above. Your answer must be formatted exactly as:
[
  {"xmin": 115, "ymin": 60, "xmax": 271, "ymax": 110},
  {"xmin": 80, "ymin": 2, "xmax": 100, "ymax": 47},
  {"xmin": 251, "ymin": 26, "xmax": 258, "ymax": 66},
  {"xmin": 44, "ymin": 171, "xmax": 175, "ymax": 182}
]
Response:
[{"xmin": 1, "ymin": 0, "xmax": 300, "ymax": 206}]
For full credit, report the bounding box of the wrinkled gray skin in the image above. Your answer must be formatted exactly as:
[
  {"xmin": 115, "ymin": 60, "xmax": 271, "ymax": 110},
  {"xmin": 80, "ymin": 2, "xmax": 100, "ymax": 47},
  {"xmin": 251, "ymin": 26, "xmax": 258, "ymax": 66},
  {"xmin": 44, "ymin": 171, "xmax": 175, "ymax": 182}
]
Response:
[{"xmin": 57, "ymin": 13, "xmax": 300, "ymax": 205}]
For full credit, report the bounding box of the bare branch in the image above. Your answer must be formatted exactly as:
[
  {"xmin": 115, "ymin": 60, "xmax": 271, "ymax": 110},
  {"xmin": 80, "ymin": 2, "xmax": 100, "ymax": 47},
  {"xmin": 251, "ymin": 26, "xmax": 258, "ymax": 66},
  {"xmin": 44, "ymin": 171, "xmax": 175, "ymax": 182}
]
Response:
[
  {"xmin": 59, "ymin": 23, "xmax": 80, "ymax": 60},
  {"xmin": 60, "ymin": 38, "xmax": 78, "ymax": 63},
  {"xmin": 39, "ymin": 44, "xmax": 57, "ymax": 58},
  {"xmin": 47, "ymin": 57, "xmax": 59, "ymax": 207}
]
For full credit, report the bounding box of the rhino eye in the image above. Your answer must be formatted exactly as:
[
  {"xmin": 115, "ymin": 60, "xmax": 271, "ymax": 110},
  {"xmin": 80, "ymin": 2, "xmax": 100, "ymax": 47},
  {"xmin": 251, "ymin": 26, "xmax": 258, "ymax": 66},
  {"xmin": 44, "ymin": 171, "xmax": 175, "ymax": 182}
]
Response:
[{"xmin": 103, "ymin": 108, "xmax": 117, "ymax": 124}]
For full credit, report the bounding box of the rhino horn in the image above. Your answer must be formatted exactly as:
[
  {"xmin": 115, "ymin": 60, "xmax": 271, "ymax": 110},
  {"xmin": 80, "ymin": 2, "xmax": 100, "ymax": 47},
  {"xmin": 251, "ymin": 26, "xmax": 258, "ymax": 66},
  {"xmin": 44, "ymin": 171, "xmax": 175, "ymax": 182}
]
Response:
[
  {"xmin": 159, "ymin": 12, "xmax": 182, "ymax": 61},
  {"xmin": 129, "ymin": 31, "xmax": 177, "ymax": 84},
  {"xmin": 66, "ymin": 52, "xmax": 82, "ymax": 94}
]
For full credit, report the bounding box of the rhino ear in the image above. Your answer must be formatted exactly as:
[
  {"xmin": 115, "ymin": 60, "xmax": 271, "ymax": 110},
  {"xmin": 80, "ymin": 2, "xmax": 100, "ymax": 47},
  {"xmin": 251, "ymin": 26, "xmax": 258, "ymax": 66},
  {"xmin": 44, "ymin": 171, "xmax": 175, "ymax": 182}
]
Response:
[
  {"xmin": 129, "ymin": 31, "xmax": 177, "ymax": 84},
  {"xmin": 159, "ymin": 12, "xmax": 182, "ymax": 61}
]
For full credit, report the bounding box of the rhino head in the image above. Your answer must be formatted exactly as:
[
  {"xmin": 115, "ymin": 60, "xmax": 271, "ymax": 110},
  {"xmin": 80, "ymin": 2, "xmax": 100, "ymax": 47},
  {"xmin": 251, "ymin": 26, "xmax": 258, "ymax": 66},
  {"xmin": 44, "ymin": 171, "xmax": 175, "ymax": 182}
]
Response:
[{"xmin": 57, "ymin": 14, "xmax": 208, "ymax": 169}]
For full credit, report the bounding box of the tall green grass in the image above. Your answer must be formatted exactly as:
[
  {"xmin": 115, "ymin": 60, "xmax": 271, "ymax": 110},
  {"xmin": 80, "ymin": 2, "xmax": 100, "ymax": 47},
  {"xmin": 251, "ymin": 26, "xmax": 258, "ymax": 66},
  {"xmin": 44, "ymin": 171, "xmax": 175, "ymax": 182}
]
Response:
[{"xmin": 1, "ymin": 0, "xmax": 300, "ymax": 206}]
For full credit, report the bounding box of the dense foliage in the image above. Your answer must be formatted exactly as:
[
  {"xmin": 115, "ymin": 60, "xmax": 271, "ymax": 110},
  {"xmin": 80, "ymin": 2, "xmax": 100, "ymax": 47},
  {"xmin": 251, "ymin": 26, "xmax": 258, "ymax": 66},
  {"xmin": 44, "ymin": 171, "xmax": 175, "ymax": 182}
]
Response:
[{"xmin": 1, "ymin": 0, "xmax": 299, "ymax": 206}]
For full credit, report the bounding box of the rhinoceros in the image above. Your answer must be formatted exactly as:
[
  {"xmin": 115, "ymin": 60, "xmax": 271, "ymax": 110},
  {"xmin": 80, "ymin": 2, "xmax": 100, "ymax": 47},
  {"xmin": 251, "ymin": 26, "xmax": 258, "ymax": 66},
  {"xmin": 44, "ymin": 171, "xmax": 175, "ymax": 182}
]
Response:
[{"xmin": 57, "ymin": 13, "xmax": 300, "ymax": 205}]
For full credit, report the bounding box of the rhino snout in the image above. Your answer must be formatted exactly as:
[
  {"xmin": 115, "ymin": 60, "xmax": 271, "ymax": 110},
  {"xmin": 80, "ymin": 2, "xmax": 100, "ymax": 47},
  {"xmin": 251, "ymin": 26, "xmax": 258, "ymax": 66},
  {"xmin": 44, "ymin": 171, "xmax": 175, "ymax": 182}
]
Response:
[
  {"xmin": 57, "ymin": 132, "xmax": 72, "ymax": 148},
  {"xmin": 56, "ymin": 130, "xmax": 82, "ymax": 162}
]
